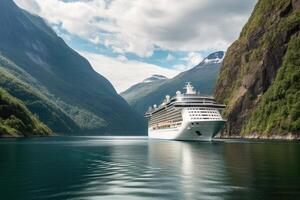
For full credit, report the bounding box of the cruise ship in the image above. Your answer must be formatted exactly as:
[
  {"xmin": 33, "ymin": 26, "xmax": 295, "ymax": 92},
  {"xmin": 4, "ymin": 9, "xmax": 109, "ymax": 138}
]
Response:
[{"xmin": 145, "ymin": 83, "xmax": 226, "ymax": 141}]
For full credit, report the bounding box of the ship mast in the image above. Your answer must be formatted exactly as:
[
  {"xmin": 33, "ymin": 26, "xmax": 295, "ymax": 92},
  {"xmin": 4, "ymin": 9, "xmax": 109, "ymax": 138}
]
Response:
[{"xmin": 184, "ymin": 82, "xmax": 196, "ymax": 94}]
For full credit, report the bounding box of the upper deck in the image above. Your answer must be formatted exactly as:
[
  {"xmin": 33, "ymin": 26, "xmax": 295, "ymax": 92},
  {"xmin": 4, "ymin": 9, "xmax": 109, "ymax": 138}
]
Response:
[{"xmin": 145, "ymin": 83, "xmax": 225, "ymax": 117}]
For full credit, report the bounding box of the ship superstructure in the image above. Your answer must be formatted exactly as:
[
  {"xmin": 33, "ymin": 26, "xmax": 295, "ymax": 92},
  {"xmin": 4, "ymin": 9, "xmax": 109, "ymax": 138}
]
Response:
[{"xmin": 145, "ymin": 83, "xmax": 226, "ymax": 141}]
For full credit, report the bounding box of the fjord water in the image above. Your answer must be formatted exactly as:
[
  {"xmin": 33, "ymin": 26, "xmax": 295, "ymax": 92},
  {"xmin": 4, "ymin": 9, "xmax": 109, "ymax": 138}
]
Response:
[{"xmin": 0, "ymin": 137, "xmax": 299, "ymax": 200}]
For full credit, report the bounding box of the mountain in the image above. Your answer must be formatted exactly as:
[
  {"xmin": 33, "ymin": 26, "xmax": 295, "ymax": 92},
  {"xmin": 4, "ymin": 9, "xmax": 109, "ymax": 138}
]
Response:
[
  {"xmin": 0, "ymin": 0, "xmax": 146, "ymax": 135},
  {"xmin": 0, "ymin": 87, "xmax": 52, "ymax": 137},
  {"xmin": 121, "ymin": 75, "xmax": 168, "ymax": 107},
  {"xmin": 0, "ymin": 63, "xmax": 80, "ymax": 134},
  {"xmin": 198, "ymin": 51, "xmax": 224, "ymax": 65},
  {"xmin": 142, "ymin": 75, "xmax": 168, "ymax": 83},
  {"xmin": 214, "ymin": 0, "xmax": 300, "ymax": 138},
  {"xmin": 121, "ymin": 51, "xmax": 224, "ymax": 115}
]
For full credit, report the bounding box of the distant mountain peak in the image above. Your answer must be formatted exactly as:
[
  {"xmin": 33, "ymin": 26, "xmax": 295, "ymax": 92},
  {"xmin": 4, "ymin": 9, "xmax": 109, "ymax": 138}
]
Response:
[
  {"xmin": 143, "ymin": 75, "xmax": 168, "ymax": 83},
  {"xmin": 198, "ymin": 51, "xmax": 225, "ymax": 66}
]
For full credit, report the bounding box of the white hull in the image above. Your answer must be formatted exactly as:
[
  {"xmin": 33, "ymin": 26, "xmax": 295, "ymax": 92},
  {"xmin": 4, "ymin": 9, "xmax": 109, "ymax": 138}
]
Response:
[{"xmin": 148, "ymin": 120, "xmax": 225, "ymax": 141}]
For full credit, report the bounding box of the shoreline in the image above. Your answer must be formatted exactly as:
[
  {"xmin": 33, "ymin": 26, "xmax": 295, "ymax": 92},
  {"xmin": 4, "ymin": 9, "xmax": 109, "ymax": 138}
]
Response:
[
  {"xmin": 216, "ymin": 133, "xmax": 300, "ymax": 141},
  {"xmin": 0, "ymin": 134, "xmax": 56, "ymax": 139},
  {"xmin": 1, "ymin": 134, "xmax": 300, "ymax": 141}
]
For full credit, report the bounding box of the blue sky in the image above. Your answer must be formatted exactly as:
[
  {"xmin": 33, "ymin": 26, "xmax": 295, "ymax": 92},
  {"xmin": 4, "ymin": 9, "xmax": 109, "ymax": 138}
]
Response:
[{"xmin": 15, "ymin": 0, "xmax": 257, "ymax": 92}]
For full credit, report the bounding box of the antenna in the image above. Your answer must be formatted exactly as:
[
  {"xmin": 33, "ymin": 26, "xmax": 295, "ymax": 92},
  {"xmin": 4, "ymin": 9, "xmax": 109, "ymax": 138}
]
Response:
[{"xmin": 185, "ymin": 82, "xmax": 196, "ymax": 94}]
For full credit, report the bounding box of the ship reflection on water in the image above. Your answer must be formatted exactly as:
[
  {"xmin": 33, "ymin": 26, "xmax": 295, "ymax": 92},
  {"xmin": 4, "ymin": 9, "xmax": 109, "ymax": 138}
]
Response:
[
  {"xmin": 148, "ymin": 141, "xmax": 231, "ymax": 199},
  {"xmin": 0, "ymin": 137, "xmax": 299, "ymax": 200}
]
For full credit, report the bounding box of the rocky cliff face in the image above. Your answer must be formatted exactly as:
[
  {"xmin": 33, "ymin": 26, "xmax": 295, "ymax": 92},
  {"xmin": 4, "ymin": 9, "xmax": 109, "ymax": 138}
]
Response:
[{"xmin": 215, "ymin": 0, "xmax": 300, "ymax": 137}]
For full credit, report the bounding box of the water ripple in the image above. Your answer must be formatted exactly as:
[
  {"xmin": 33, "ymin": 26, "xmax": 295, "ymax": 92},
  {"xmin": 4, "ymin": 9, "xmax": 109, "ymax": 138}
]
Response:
[{"xmin": 1, "ymin": 137, "xmax": 300, "ymax": 200}]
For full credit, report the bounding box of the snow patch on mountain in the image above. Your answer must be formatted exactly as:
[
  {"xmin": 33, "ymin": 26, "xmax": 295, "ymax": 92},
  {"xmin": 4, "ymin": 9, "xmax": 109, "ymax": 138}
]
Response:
[
  {"xmin": 197, "ymin": 51, "xmax": 225, "ymax": 67},
  {"xmin": 203, "ymin": 57, "xmax": 223, "ymax": 64},
  {"xmin": 143, "ymin": 75, "xmax": 168, "ymax": 83},
  {"xmin": 203, "ymin": 51, "xmax": 225, "ymax": 64}
]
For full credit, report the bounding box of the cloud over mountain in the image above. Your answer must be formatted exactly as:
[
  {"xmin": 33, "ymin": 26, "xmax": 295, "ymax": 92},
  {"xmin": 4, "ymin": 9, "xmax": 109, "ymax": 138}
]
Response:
[
  {"xmin": 81, "ymin": 52, "xmax": 179, "ymax": 92},
  {"xmin": 15, "ymin": 0, "xmax": 257, "ymax": 57}
]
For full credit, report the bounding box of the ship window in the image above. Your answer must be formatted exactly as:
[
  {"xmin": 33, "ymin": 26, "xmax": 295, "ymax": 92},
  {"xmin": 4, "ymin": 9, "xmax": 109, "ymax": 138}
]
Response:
[{"xmin": 195, "ymin": 131, "xmax": 202, "ymax": 136}]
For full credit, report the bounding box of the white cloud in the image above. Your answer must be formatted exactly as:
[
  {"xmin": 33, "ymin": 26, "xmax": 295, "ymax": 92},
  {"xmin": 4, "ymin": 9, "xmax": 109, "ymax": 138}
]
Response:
[
  {"xmin": 14, "ymin": 0, "xmax": 40, "ymax": 13},
  {"xmin": 174, "ymin": 52, "xmax": 204, "ymax": 71},
  {"xmin": 166, "ymin": 53, "xmax": 175, "ymax": 61},
  {"xmin": 80, "ymin": 52, "xmax": 179, "ymax": 93},
  {"xmin": 13, "ymin": 0, "xmax": 257, "ymax": 91},
  {"xmin": 172, "ymin": 64, "xmax": 189, "ymax": 72},
  {"xmin": 185, "ymin": 52, "xmax": 204, "ymax": 67},
  {"xmin": 14, "ymin": 0, "xmax": 257, "ymax": 57}
]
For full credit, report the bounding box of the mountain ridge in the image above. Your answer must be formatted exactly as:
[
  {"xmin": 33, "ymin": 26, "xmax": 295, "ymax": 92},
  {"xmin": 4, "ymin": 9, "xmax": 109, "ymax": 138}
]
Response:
[
  {"xmin": 142, "ymin": 75, "xmax": 168, "ymax": 83},
  {"xmin": 198, "ymin": 51, "xmax": 225, "ymax": 66},
  {"xmin": 0, "ymin": 0, "xmax": 146, "ymax": 135},
  {"xmin": 121, "ymin": 51, "xmax": 225, "ymax": 115}
]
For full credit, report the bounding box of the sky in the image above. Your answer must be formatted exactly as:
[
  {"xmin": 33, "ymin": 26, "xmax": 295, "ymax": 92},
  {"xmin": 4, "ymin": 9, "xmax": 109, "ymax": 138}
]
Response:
[{"xmin": 14, "ymin": 0, "xmax": 257, "ymax": 92}]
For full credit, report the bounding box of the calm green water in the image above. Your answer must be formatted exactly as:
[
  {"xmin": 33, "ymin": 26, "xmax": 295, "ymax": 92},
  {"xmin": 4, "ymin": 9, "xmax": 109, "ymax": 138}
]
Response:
[{"xmin": 0, "ymin": 137, "xmax": 300, "ymax": 200}]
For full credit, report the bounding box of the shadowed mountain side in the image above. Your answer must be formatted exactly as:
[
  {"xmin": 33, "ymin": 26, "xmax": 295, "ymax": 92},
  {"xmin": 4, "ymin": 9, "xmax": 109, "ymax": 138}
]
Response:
[{"xmin": 0, "ymin": 0, "xmax": 146, "ymax": 135}]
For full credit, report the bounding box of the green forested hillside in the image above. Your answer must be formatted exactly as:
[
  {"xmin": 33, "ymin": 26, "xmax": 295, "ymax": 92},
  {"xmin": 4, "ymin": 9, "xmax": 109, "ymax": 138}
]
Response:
[
  {"xmin": 0, "ymin": 61, "xmax": 80, "ymax": 134},
  {"xmin": 243, "ymin": 34, "xmax": 300, "ymax": 136},
  {"xmin": 0, "ymin": 0, "xmax": 146, "ymax": 135},
  {"xmin": 214, "ymin": 0, "xmax": 300, "ymax": 137},
  {"xmin": 0, "ymin": 88, "xmax": 52, "ymax": 137}
]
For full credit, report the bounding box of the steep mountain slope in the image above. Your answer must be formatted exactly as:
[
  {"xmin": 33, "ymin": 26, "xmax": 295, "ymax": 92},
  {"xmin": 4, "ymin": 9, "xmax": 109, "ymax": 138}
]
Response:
[
  {"xmin": 0, "ymin": 59, "xmax": 80, "ymax": 134},
  {"xmin": 121, "ymin": 75, "xmax": 168, "ymax": 106},
  {"xmin": 122, "ymin": 51, "xmax": 224, "ymax": 115},
  {"xmin": 214, "ymin": 0, "xmax": 300, "ymax": 137},
  {"xmin": 0, "ymin": 0, "xmax": 146, "ymax": 135},
  {"xmin": 0, "ymin": 88, "xmax": 52, "ymax": 137}
]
